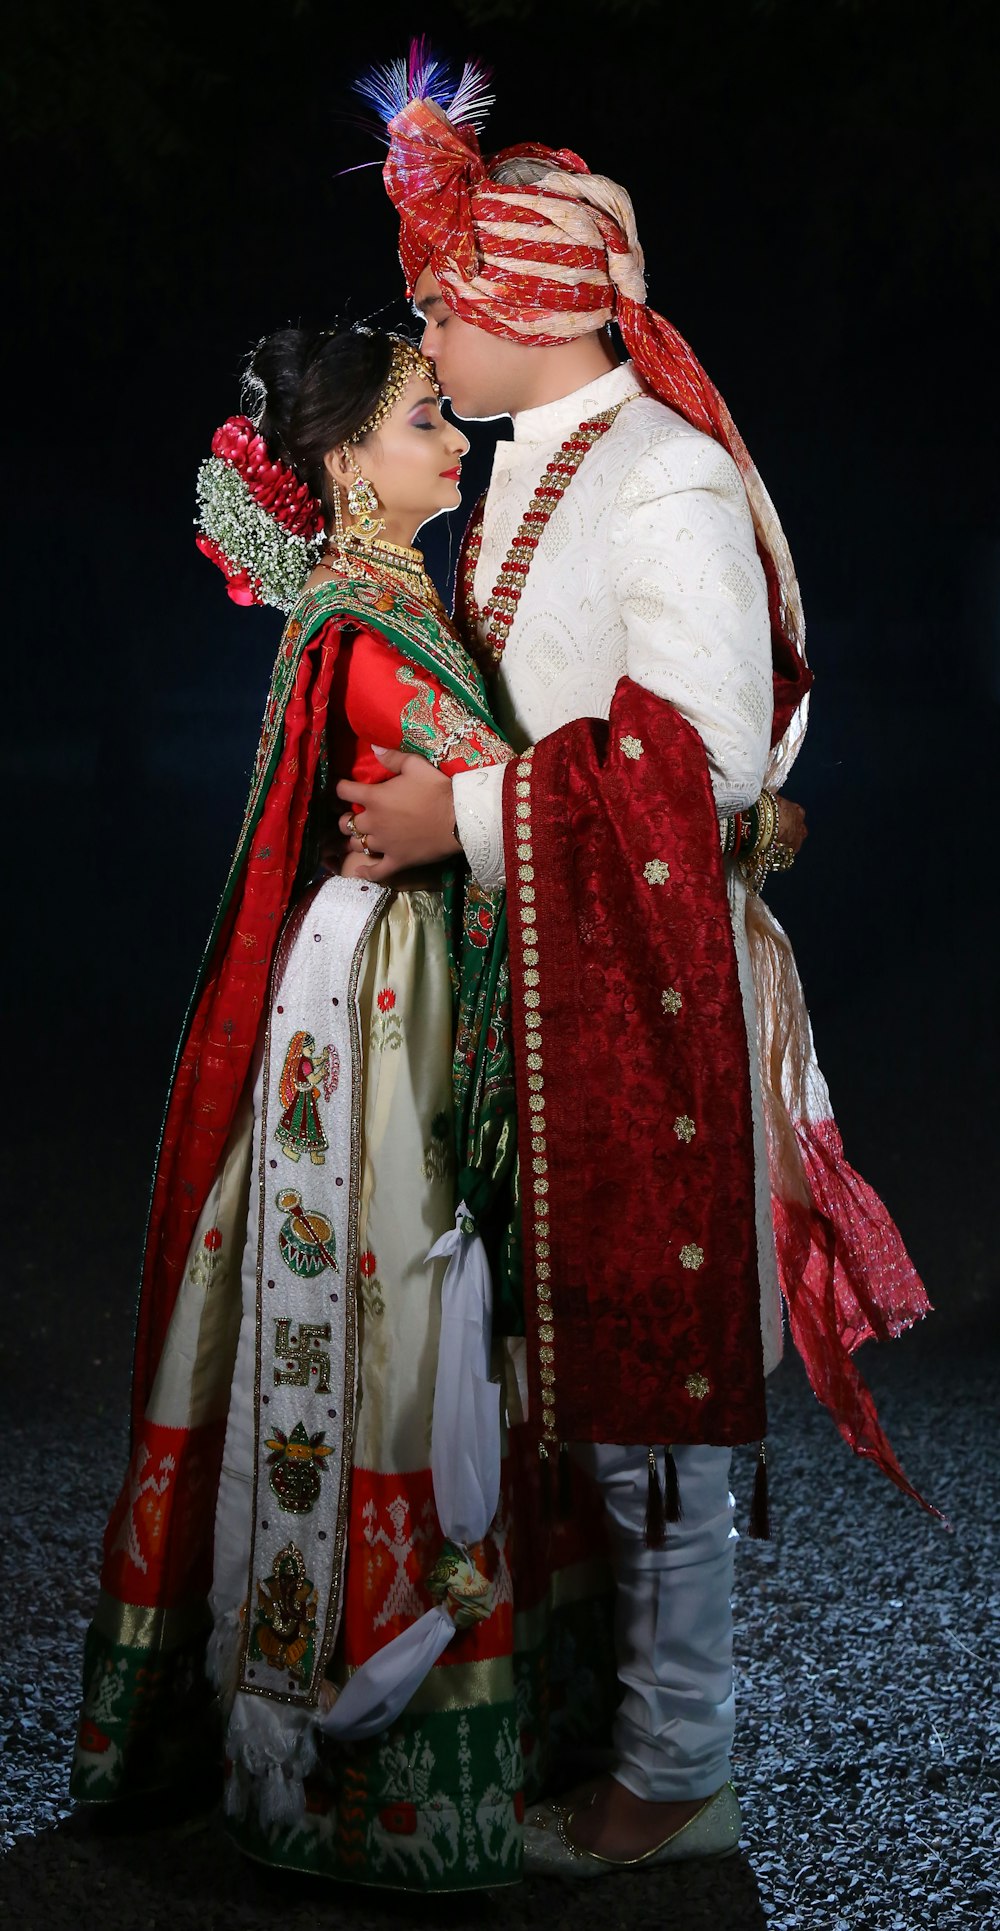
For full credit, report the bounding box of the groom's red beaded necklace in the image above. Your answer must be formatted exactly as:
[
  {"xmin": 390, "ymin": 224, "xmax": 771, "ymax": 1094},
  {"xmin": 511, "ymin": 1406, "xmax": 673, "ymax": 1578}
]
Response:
[{"xmin": 457, "ymin": 394, "xmax": 641, "ymax": 668}]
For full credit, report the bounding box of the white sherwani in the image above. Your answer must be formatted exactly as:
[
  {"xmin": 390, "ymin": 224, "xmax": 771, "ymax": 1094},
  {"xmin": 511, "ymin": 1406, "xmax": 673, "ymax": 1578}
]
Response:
[{"xmin": 453, "ymin": 360, "xmax": 782, "ymax": 1377}]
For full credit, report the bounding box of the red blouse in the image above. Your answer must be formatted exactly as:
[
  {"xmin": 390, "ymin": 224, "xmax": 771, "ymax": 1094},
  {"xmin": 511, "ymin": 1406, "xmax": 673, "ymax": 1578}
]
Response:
[{"xmin": 325, "ymin": 621, "xmax": 511, "ymax": 790}]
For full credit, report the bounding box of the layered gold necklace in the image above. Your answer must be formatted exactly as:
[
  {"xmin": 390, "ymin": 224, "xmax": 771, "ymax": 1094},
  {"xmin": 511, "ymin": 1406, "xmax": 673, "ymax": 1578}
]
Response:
[{"xmin": 322, "ymin": 533, "xmax": 444, "ymax": 612}]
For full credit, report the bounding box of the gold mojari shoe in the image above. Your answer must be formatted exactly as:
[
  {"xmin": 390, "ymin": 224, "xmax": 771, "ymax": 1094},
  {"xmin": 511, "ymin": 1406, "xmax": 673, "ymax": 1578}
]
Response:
[{"xmin": 522, "ymin": 1782, "xmax": 741, "ymax": 1879}]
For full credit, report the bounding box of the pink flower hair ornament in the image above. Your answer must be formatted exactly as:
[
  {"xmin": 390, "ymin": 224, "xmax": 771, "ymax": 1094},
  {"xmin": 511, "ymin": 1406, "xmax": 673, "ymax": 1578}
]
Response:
[{"xmin": 194, "ymin": 414, "xmax": 326, "ymax": 612}]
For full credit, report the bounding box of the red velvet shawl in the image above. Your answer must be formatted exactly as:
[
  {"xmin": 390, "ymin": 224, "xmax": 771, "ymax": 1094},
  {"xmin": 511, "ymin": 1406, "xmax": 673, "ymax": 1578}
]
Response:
[{"xmin": 503, "ymin": 677, "xmax": 766, "ymax": 1448}]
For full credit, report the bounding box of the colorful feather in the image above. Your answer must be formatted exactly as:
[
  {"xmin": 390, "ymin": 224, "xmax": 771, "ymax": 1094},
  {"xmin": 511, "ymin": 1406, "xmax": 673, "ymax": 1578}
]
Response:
[{"xmin": 355, "ymin": 36, "xmax": 493, "ymax": 135}]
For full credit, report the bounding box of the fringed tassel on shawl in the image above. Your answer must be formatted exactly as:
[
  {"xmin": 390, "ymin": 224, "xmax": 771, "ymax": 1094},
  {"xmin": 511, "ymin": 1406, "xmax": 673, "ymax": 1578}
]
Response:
[
  {"xmin": 644, "ymin": 1446, "xmax": 667, "ymax": 1549},
  {"xmin": 222, "ymin": 1692, "xmax": 319, "ymax": 1827},
  {"xmin": 748, "ymin": 1440, "xmax": 771, "ymax": 1540},
  {"xmin": 204, "ymin": 1603, "xmax": 244, "ymax": 1711}
]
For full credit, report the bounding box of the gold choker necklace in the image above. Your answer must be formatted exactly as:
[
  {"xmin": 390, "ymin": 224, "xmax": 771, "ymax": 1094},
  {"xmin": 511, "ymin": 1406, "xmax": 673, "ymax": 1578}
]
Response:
[
  {"xmin": 321, "ymin": 536, "xmax": 446, "ymax": 618},
  {"xmin": 324, "ymin": 533, "xmax": 426, "ymax": 577}
]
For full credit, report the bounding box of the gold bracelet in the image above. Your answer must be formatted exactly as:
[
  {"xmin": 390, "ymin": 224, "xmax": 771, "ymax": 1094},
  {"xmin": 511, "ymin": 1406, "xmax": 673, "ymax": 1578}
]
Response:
[{"xmin": 753, "ymin": 789, "xmax": 778, "ymax": 858}]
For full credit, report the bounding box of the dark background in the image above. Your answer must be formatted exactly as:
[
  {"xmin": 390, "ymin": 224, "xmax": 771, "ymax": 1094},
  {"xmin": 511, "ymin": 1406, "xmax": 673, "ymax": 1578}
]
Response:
[
  {"xmin": 2, "ymin": 0, "xmax": 998, "ymax": 1415},
  {"xmin": 2, "ymin": 5, "xmax": 999, "ymax": 1918}
]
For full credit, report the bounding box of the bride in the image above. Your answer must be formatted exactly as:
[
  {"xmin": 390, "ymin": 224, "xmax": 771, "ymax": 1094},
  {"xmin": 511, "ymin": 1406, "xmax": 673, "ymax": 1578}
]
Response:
[{"xmin": 71, "ymin": 324, "xmax": 616, "ymax": 1892}]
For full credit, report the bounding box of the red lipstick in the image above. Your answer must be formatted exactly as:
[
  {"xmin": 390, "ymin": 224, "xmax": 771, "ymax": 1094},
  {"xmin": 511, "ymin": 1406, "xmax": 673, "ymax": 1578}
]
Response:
[{"xmin": 439, "ymin": 465, "xmax": 462, "ymax": 480}]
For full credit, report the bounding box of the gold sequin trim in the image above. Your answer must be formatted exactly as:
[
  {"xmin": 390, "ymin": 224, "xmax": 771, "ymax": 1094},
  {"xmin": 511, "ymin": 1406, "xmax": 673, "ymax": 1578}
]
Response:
[
  {"xmin": 514, "ymin": 746, "xmax": 560, "ymax": 1445},
  {"xmin": 680, "ymin": 1243, "xmax": 705, "ymax": 1271}
]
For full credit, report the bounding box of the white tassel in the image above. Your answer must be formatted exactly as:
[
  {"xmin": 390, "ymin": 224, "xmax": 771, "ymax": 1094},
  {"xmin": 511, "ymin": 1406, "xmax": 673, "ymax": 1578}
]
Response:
[
  {"xmin": 428, "ymin": 1203, "xmax": 502, "ymax": 1546},
  {"xmin": 223, "ymin": 1691, "xmax": 318, "ymax": 1826},
  {"xmin": 205, "ymin": 1602, "xmax": 243, "ymax": 1709},
  {"xmin": 313, "ymin": 1204, "xmax": 502, "ymax": 1742}
]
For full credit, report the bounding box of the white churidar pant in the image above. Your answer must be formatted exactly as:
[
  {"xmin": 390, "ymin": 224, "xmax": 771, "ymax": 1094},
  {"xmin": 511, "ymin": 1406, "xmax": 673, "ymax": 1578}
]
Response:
[{"xmin": 572, "ymin": 1441, "xmax": 737, "ymax": 1802}]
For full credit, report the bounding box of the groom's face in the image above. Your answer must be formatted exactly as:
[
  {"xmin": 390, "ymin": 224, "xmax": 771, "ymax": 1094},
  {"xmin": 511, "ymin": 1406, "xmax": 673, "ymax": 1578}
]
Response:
[{"xmin": 413, "ymin": 269, "xmax": 532, "ymax": 421}]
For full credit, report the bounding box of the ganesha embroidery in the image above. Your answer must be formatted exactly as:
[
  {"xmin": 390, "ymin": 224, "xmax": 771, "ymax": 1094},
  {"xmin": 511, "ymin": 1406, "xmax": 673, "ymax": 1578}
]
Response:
[{"xmin": 248, "ymin": 1543, "xmax": 318, "ymax": 1683}]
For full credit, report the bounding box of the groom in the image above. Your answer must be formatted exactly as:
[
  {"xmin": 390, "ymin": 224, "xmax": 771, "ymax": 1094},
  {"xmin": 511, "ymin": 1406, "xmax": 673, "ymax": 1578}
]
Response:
[{"xmin": 337, "ymin": 72, "xmax": 810, "ymax": 1872}]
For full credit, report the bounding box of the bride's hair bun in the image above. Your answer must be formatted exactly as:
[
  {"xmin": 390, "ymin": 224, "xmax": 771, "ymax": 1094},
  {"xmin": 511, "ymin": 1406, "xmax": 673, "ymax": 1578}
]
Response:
[{"xmin": 246, "ymin": 326, "xmax": 395, "ymax": 511}]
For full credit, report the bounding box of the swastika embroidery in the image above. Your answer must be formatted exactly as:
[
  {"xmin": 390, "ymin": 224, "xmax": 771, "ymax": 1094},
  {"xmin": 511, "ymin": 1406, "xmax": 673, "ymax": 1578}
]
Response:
[{"xmin": 273, "ymin": 1319, "xmax": 332, "ymax": 1394}]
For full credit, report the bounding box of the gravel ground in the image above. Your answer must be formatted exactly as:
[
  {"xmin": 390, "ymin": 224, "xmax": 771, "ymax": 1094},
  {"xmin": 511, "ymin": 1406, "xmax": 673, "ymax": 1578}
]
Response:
[
  {"xmin": 1, "ymin": 1298, "xmax": 996, "ymax": 1931},
  {"xmin": 1, "ymin": 1061, "xmax": 997, "ymax": 1931}
]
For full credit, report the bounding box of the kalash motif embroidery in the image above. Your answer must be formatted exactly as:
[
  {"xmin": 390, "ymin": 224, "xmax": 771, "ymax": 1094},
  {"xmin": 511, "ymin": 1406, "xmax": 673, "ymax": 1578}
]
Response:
[
  {"xmin": 248, "ymin": 1543, "xmax": 319, "ymax": 1682},
  {"xmin": 265, "ymin": 1421, "xmax": 333, "ymax": 1514},
  {"xmin": 275, "ymin": 1190, "xmax": 338, "ymax": 1278},
  {"xmin": 372, "ymin": 986, "xmax": 403, "ymax": 1051},
  {"xmin": 275, "ymin": 1031, "xmax": 338, "ymax": 1164}
]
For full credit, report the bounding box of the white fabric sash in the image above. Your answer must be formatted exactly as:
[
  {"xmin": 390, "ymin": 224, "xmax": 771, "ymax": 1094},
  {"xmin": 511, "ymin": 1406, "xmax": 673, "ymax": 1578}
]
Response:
[{"xmin": 319, "ymin": 1205, "xmax": 501, "ymax": 1740}]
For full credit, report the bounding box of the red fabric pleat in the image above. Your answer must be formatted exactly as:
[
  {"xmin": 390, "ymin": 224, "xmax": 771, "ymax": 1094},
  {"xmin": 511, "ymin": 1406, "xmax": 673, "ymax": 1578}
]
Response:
[{"xmin": 132, "ymin": 625, "xmax": 345, "ymax": 1437}]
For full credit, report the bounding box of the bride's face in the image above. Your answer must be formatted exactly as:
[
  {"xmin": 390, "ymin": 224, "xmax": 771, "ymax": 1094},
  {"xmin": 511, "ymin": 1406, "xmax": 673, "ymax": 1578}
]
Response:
[{"xmin": 326, "ymin": 371, "xmax": 470, "ymax": 546}]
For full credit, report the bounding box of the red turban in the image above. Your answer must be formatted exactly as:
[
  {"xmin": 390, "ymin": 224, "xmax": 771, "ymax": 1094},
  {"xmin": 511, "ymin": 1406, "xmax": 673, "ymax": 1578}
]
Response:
[{"xmin": 374, "ymin": 74, "xmax": 811, "ymax": 750}]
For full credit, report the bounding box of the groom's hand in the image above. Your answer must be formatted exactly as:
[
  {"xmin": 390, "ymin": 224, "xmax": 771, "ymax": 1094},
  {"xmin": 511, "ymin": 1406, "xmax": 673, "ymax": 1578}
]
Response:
[{"xmin": 336, "ymin": 748, "xmax": 461, "ymax": 880}]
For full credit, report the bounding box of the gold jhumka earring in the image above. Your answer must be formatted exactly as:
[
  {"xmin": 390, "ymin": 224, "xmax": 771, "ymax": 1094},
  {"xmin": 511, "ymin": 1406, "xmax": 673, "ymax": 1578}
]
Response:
[{"xmin": 345, "ymin": 458, "xmax": 385, "ymax": 542}]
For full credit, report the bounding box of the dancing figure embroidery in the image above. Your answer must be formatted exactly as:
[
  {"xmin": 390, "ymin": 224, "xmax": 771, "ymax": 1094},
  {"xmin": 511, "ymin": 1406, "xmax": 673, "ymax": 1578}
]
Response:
[{"xmin": 275, "ymin": 1031, "xmax": 339, "ymax": 1164}]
